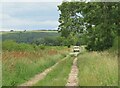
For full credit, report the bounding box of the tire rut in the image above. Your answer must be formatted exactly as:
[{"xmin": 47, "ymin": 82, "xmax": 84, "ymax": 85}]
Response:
[
  {"xmin": 19, "ymin": 55, "xmax": 69, "ymax": 87},
  {"xmin": 66, "ymin": 57, "xmax": 78, "ymax": 86}
]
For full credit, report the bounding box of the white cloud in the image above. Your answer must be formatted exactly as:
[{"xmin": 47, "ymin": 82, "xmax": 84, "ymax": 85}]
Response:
[
  {"xmin": 0, "ymin": 2, "xmax": 60, "ymax": 30},
  {"xmin": 2, "ymin": 2, "xmax": 60, "ymax": 12},
  {"xmin": 0, "ymin": 28, "xmax": 12, "ymax": 31},
  {"xmin": 0, "ymin": 0, "xmax": 64, "ymax": 2},
  {"xmin": 1, "ymin": 13, "xmax": 59, "ymax": 29}
]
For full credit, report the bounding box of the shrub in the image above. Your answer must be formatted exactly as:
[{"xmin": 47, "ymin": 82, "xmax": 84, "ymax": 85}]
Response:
[
  {"xmin": 2, "ymin": 40, "xmax": 34, "ymax": 51},
  {"xmin": 2, "ymin": 40, "xmax": 18, "ymax": 51},
  {"xmin": 17, "ymin": 43, "xmax": 34, "ymax": 51},
  {"xmin": 39, "ymin": 45, "xmax": 45, "ymax": 50},
  {"xmin": 108, "ymin": 36, "xmax": 119, "ymax": 54}
]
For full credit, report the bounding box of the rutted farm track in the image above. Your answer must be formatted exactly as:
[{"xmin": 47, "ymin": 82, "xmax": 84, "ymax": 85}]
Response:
[
  {"xmin": 19, "ymin": 54, "xmax": 79, "ymax": 86},
  {"xmin": 3, "ymin": 47, "xmax": 118, "ymax": 86},
  {"xmin": 66, "ymin": 57, "xmax": 78, "ymax": 86},
  {"xmin": 19, "ymin": 55, "xmax": 69, "ymax": 86}
]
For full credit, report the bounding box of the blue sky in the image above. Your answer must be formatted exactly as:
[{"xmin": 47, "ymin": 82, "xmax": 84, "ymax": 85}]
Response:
[{"xmin": 0, "ymin": 2, "xmax": 62, "ymax": 31}]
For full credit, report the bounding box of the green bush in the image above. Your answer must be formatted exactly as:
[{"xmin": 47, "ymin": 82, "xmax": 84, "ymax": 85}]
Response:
[
  {"xmin": 39, "ymin": 45, "xmax": 45, "ymax": 50},
  {"xmin": 85, "ymin": 26, "xmax": 114, "ymax": 51},
  {"xmin": 17, "ymin": 43, "xmax": 34, "ymax": 51},
  {"xmin": 2, "ymin": 40, "xmax": 18, "ymax": 51},
  {"xmin": 2, "ymin": 40, "xmax": 34, "ymax": 51},
  {"xmin": 108, "ymin": 36, "xmax": 119, "ymax": 54}
]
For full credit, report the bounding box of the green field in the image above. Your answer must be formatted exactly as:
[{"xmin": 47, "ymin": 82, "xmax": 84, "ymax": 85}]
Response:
[
  {"xmin": 2, "ymin": 44, "xmax": 118, "ymax": 86},
  {"xmin": 2, "ymin": 46, "xmax": 69, "ymax": 86},
  {"xmin": 1, "ymin": 31, "xmax": 119, "ymax": 87}
]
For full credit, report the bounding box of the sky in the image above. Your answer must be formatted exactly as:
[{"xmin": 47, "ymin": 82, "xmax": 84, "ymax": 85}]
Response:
[{"xmin": 0, "ymin": 0, "xmax": 64, "ymax": 31}]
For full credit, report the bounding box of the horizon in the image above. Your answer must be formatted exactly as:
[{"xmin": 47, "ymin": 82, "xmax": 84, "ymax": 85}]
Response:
[{"xmin": 0, "ymin": 28, "xmax": 58, "ymax": 32}]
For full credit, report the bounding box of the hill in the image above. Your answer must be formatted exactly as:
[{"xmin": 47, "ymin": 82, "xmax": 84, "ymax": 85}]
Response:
[{"xmin": 1, "ymin": 31, "xmax": 60, "ymax": 45}]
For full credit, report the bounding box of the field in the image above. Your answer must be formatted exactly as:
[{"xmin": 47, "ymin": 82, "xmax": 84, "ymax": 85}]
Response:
[
  {"xmin": 77, "ymin": 51, "xmax": 118, "ymax": 86},
  {"xmin": 2, "ymin": 45, "xmax": 70, "ymax": 86},
  {"xmin": 77, "ymin": 37, "xmax": 118, "ymax": 86},
  {"xmin": 1, "ymin": 31, "xmax": 119, "ymax": 87},
  {"xmin": 1, "ymin": 1, "xmax": 119, "ymax": 87}
]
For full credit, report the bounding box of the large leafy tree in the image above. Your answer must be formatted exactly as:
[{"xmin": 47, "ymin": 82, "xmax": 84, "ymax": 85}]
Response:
[
  {"xmin": 58, "ymin": 2, "xmax": 85, "ymax": 37},
  {"xmin": 58, "ymin": 2, "xmax": 120, "ymax": 51}
]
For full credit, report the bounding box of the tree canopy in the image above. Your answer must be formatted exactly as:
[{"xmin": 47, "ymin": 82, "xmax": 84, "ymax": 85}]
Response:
[{"xmin": 58, "ymin": 2, "xmax": 120, "ymax": 51}]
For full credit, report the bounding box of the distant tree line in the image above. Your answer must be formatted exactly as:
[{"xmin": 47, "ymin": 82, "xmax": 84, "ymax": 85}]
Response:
[
  {"xmin": 2, "ymin": 31, "xmax": 88, "ymax": 47},
  {"xmin": 2, "ymin": 32, "xmax": 59, "ymax": 45}
]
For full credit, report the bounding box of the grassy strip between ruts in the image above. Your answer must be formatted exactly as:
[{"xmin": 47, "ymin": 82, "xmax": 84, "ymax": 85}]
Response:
[
  {"xmin": 2, "ymin": 53, "xmax": 67, "ymax": 86},
  {"xmin": 34, "ymin": 55, "xmax": 73, "ymax": 86},
  {"xmin": 77, "ymin": 51, "xmax": 118, "ymax": 86}
]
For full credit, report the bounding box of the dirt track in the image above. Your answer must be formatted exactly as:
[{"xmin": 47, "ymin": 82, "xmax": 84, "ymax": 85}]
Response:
[
  {"xmin": 66, "ymin": 57, "xmax": 78, "ymax": 86},
  {"xmin": 19, "ymin": 53, "xmax": 79, "ymax": 87},
  {"xmin": 19, "ymin": 55, "xmax": 69, "ymax": 87}
]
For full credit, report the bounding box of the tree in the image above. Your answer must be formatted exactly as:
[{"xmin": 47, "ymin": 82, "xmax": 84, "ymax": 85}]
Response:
[
  {"xmin": 58, "ymin": 2, "xmax": 85, "ymax": 38},
  {"xmin": 10, "ymin": 30, "xmax": 14, "ymax": 32},
  {"xmin": 58, "ymin": 2, "xmax": 120, "ymax": 51},
  {"xmin": 82, "ymin": 2, "xmax": 119, "ymax": 51}
]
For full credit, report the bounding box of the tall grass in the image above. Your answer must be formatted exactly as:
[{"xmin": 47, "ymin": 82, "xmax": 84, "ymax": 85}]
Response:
[
  {"xmin": 2, "ymin": 46, "xmax": 69, "ymax": 86},
  {"xmin": 34, "ymin": 56, "xmax": 73, "ymax": 86},
  {"xmin": 0, "ymin": 57, "xmax": 1, "ymax": 87},
  {"xmin": 77, "ymin": 51, "xmax": 118, "ymax": 86},
  {"xmin": 0, "ymin": 41, "xmax": 2, "ymax": 87}
]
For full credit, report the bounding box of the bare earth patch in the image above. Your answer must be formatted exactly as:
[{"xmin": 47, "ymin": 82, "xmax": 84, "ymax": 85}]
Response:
[{"xmin": 66, "ymin": 57, "xmax": 78, "ymax": 86}]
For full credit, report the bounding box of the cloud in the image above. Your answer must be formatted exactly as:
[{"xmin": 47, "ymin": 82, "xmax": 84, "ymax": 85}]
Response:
[
  {"xmin": 0, "ymin": 28, "xmax": 14, "ymax": 31},
  {"xmin": 2, "ymin": 13, "xmax": 59, "ymax": 29},
  {"xmin": 2, "ymin": 2, "xmax": 59, "ymax": 17},
  {"xmin": 0, "ymin": 0, "xmax": 63, "ymax": 2},
  {"xmin": 1, "ymin": 2, "xmax": 60, "ymax": 30}
]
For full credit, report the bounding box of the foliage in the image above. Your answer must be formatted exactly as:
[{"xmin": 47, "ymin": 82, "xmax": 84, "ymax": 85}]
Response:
[
  {"xmin": 38, "ymin": 45, "xmax": 45, "ymax": 50},
  {"xmin": 2, "ymin": 31, "xmax": 72, "ymax": 46},
  {"xmin": 2, "ymin": 40, "xmax": 34, "ymax": 51},
  {"xmin": 2, "ymin": 31, "xmax": 59, "ymax": 44},
  {"xmin": 2, "ymin": 40, "xmax": 18, "ymax": 51},
  {"xmin": 17, "ymin": 43, "xmax": 34, "ymax": 51},
  {"xmin": 58, "ymin": 2, "xmax": 120, "ymax": 51},
  {"xmin": 2, "ymin": 31, "xmax": 87, "ymax": 46},
  {"xmin": 108, "ymin": 36, "xmax": 119, "ymax": 54}
]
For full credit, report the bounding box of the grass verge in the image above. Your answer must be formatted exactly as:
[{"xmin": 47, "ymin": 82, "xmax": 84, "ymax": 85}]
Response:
[{"xmin": 77, "ymin": 51, "xmax": 118, "ymax": 86}]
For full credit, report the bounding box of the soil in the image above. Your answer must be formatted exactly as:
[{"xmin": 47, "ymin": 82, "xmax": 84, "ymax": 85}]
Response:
[{"xmin": 66, "ymin": 57, "xmax": 78, "ymax": 86}]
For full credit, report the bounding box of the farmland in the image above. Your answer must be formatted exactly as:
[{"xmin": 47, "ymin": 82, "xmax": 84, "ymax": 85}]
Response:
[
  {"xmin": 1, "ymin": 31, "xmax": 118, "ymax": 87},
  {"xmin": 2, "ymin": 45, "xmax": 70, "ymax": 86},
  {"xmin": 1, "ymin": 2, "xmax": 119, "ymax": 87},
  {"xmin": 1, "ymin": 31, "xmax": 71, "ymax": 86}
]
